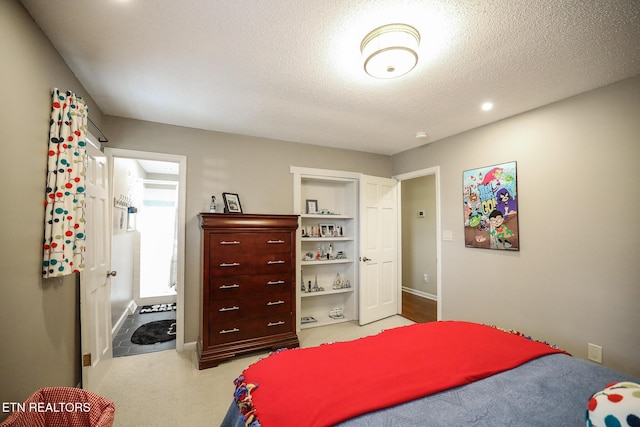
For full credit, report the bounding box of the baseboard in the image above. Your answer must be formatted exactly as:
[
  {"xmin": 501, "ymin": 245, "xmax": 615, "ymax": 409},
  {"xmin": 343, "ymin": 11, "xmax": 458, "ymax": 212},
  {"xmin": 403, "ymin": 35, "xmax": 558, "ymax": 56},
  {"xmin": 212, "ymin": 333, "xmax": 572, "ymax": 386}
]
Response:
[
  {"xmin": 402, "ymin": 286, "xmax": 438, "ymax": 301},
  {"xmin": 112, "ymin": 300, "xmax": 137, "ymax": 336},
  {"xmin": 182, "ymin": 341, "xmax": 197, "ymax": 352}
]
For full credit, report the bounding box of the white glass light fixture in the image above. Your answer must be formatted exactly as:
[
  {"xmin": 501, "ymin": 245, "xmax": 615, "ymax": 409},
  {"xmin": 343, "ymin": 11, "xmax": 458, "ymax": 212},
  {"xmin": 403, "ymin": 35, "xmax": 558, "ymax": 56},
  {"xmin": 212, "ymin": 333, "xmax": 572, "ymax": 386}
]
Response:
[{"xmin": 361, "ymin": 23, "xmax": 420, "ymax": 79}]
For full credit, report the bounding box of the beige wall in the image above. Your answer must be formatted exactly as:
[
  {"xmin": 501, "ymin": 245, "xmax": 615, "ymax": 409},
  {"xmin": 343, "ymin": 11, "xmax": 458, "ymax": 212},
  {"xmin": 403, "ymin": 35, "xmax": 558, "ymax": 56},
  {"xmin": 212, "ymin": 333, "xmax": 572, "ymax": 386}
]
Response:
[
  {"xmin": 0, "ymin": 0, "xmax": 105, "ymax": 413},
  {"xmin": 102, "ymin": 116, "xmax": 392, "ymax": 343},
  {"xmin": 401, "ymin": 175, "xmax": 437, "ymax": 295},
  {"xmin": 392, "ymin": 76, "xmax": 640, "ymax": 376}
]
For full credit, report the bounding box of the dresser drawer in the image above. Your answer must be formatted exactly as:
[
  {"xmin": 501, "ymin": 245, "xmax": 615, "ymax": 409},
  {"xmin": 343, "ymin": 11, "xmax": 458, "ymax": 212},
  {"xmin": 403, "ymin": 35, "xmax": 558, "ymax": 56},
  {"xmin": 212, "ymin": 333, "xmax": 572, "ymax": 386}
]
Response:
[
  {"xmin": 208, "ymin": 252, "xmax": 293, "ymax": 277},
  {"xmin": 209, "ymin": 315, "xmax": 294, "ymax": 345},
  {"xmin": 208, "ymin": 232, "xmax": 291, "ymax": 256},
  {"xmin": 209, "ymin": 273, "xmax": 291, "ymax": 300},
  {"xmin": 209, "ymin": 293, "xmax": 291, "ymax": 322}
]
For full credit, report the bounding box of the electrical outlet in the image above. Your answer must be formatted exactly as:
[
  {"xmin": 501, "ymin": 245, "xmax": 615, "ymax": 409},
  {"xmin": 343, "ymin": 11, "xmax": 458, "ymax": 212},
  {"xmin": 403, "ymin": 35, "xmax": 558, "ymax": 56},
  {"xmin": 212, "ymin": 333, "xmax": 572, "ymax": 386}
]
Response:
[
  {"xmin": 423, "ymin": 274, "xmax": 429, "ymax": 283},
  {"xmin": 588, "ymin": 343, "xmax": 603, "ymax": 363}
]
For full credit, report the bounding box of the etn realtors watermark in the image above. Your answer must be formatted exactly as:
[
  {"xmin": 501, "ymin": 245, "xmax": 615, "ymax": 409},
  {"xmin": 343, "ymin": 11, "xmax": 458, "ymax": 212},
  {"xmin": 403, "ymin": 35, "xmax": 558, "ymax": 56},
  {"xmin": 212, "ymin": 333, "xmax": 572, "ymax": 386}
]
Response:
[{"xmin": 2, "ymin": 401, "xmax": 92, "ymax": 414}]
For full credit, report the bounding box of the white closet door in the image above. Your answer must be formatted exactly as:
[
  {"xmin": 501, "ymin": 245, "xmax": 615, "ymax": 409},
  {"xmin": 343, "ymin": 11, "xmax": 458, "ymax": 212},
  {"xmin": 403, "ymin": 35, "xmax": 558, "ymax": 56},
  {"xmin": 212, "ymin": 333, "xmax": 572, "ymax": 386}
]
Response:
[{"xmin": 359, "ymin": 174, "xmax": 399, "ymax": 325}]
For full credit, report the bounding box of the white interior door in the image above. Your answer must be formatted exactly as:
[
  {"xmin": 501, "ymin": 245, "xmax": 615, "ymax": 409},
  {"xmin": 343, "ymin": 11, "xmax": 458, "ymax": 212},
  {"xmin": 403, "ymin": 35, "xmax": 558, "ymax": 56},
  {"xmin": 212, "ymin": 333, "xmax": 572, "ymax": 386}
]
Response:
[
  {"xmin": 80, "ymin": 139, "xmax": 113, "ymax": 390},
  {"xmin": 359, "ymin": 174, "xmax": 399, "ymax": 325}
]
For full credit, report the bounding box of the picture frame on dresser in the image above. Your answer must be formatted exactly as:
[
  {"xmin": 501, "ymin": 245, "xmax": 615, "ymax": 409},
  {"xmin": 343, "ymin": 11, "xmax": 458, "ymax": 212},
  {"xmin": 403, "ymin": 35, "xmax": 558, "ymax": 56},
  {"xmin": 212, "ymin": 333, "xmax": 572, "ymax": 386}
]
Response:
[{"xmin": 222, "ymin": 192, "xmax": 243, "ymax": 213}]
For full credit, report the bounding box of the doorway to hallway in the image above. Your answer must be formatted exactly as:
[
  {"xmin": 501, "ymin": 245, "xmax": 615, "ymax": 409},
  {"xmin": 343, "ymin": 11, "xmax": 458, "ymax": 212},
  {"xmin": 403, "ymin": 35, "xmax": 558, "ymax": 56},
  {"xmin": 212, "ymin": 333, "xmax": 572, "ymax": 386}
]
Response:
[{"xmin": 395, "ymin": 166, "xmax": 442, "ymax": 322}]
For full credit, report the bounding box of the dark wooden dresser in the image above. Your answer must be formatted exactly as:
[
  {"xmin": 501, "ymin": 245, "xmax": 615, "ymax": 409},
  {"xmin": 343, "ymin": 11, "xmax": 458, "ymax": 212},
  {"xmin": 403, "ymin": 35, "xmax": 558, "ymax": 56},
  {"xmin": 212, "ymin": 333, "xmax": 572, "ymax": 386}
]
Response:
[{"xmin": 198, "ymin": 213, "xmax": 300, "ymax": 369}]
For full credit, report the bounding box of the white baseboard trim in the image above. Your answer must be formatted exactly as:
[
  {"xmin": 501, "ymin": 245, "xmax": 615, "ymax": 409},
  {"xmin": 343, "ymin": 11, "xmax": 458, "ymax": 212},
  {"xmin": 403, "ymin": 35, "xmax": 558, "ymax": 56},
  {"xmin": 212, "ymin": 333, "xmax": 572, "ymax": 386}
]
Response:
[
  {"xmin": 112, "ymin": 300, "xmax": 137, "ymax": 336},
  {"xmin": 182, "ymin": 341, "xmax": 197, "ymax": 352},
  {"xmin": 402, "ymin": 286, "xmax": 438, "ymax": 301}
]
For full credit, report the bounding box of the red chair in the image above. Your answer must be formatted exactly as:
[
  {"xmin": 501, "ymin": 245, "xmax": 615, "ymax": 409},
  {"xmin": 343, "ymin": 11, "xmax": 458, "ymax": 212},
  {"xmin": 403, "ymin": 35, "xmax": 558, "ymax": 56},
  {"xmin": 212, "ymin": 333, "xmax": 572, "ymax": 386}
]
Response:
[{"xmin": 0, "ymin": 387, "xmax": 115, "ymax": 427}]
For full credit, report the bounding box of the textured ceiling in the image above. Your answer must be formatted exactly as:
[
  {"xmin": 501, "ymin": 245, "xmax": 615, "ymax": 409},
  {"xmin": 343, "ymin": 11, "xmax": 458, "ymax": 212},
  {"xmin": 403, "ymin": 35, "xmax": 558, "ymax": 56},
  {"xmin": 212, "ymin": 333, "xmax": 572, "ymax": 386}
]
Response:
[{"xmin": 21, "ymin": 0, "xmax": 640, "ymax": 155}]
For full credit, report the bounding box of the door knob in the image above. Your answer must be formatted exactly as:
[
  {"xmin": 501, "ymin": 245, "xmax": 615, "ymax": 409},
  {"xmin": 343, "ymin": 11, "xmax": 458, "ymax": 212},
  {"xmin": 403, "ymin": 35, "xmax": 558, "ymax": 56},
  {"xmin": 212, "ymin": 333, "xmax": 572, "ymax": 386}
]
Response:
[
  {"xmin": 106, "ymin": 271, "xmax": 117, "ymax": 277},
  {"xmin": 361, "ymin": 257, "xmax": 371, "ymax": 262}
]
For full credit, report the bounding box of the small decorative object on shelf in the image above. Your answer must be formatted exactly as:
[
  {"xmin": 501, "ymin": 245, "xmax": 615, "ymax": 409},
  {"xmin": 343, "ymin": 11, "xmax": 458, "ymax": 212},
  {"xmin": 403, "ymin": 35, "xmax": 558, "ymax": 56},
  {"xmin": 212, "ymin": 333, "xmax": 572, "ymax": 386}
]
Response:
[
  {"xmin": 302, "ymin": 276, "xmax": 325, "ymax": 293},
  {"xmin": 301, "ymin": 316, "xmax": 317, "ymax": 324},
  {"xmin": 306, "ymin": 199, "xmax": 318, "ymax": 214},
  {"xmin": 312, "ymin": 275, "xmax": 324, "ymax": 292},
  {"xmin": 335, "ymin": 251, "xmax": 346, "ymax": 259},
  {"xmin": 332, "ymin": 273, "xmax": 351, "ymax": 290},
  {"xmin": 209, "ymin": 196, "xmax": 217, "ymax": 213},
  {"xmin": 301, "ymin": 224, "xmax": 344, "ymax": 238},
  {"xmin": 318, "ymin": 208, "xmax": 339, "ymax": 215},
  {"xmin": 329, "ymin": 307, "xmax": 345, "ymax": 319}
]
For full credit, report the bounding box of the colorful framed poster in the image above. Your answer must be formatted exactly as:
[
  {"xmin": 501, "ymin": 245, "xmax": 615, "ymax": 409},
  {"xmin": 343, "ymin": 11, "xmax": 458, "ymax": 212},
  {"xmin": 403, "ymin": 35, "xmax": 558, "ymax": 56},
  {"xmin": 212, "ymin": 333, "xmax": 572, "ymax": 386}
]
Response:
[{"xmin": 463, "ymin": 161, "xmax": 519, "ymax": 250}]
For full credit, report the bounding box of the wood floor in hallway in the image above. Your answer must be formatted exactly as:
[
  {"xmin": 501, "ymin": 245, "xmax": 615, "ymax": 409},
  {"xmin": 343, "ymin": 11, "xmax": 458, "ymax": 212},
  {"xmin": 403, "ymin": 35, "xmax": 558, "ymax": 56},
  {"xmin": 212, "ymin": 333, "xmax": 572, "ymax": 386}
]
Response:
[{"xmin": 401, "ymin": 291, "xmax": 437, "ymax": 323}]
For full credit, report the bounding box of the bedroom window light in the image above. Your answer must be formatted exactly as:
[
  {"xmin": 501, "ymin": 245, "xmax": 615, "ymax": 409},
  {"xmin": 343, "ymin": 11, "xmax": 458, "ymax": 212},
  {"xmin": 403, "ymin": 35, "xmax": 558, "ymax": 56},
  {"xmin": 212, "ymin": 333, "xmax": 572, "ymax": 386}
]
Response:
[{"xmin": 361, "ymin": 23, "xmax": 420, "ymax": 79}]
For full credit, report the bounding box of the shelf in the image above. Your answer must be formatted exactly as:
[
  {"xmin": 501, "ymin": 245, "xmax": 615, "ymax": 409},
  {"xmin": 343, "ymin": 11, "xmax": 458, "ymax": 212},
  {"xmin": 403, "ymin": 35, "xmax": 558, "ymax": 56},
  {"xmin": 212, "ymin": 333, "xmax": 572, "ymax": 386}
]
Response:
[
  {"xmin": 301, "ymin": 287, "xmax": 354, "ymax": 298},
  {"xmin": 301, "ymin": 214, "xmax": 353, "ymax": 219},
  {"xmin": 300, "ymin": 314, "xmax": 354, "ymax": 329},
  {"xmin": 301, "ymin": 258, "xmax": 353, "ymax": 265},
  {"xmin": 301, "ymin": 237, "xmax": 353, "ymax": 242}
]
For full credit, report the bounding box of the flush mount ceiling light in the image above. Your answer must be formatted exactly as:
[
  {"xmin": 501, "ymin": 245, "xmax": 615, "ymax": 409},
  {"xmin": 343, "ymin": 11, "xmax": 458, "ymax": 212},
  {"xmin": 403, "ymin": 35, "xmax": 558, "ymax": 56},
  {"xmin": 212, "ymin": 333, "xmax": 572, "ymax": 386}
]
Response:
[{"xmin": 361, "ymin": 23, "xmax": 420, "ymax": 79}]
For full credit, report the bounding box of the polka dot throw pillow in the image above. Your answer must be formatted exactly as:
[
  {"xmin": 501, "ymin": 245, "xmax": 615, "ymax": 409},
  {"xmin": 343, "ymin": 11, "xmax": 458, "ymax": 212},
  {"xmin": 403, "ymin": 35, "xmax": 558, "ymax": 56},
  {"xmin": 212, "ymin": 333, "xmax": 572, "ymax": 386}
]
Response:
[{"xmin": 586, "ymin": 382, "xmax": 640, "ymax": 427}]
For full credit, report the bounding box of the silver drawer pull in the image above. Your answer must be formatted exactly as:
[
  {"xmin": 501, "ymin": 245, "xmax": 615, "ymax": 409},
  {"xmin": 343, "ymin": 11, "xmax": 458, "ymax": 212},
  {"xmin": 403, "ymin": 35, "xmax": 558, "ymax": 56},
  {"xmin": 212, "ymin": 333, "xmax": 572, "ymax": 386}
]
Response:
[
  {"xmin": 219, "ymin": 306, "xmax": 240, "ymax": 312},
  {"xmin": 267, "ymin": 240, "xmax": 285, "ymax": 244},
  {"xmin": 220, "ymin": 240, "xmax": 240, "ymax": 245},
  {"xmin": 219, "ymin": 284, "xmax": 240, "ymax": 289},
  {"xmin": 220, "ymin": 328, "xmax": 240, "ymax": 334},
  {"xmin": 267, "ymin": 280, "xmax": 285, "ymax": 285},
  {"xmin": 267, "ymin": 260, "xmax": 285, "ymax": 265},
  {"xmin": 267, "ymin": 321, "xmax": 285, "ymax": 327},
  {"xmin": 220, "ymin": 262, "xmax": 240, "ymax": 267},
  {"xmin": 267, "ymin": 300, "xmax": 285, "ymax": 306}
]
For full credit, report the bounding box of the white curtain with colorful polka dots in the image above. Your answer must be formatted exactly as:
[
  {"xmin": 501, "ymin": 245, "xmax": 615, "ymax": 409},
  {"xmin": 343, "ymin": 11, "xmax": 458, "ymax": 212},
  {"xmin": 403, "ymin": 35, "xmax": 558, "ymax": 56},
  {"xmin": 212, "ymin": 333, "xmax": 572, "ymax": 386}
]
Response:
[{"xmin": 42, "ymin": 89, "xmax": 89, "ymax": 278}]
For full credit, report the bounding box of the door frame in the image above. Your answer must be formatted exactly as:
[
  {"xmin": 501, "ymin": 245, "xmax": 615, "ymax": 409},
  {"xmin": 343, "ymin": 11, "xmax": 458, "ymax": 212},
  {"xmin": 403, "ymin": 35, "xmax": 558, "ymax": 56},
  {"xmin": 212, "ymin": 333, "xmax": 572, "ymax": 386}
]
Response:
[
  {"xmin": 393, "ymin": 166, "xmax": 442, "ymax": 320},
  {"xmin": 105, "ymin": 148, "xmax": 187, "ymax": 351}
]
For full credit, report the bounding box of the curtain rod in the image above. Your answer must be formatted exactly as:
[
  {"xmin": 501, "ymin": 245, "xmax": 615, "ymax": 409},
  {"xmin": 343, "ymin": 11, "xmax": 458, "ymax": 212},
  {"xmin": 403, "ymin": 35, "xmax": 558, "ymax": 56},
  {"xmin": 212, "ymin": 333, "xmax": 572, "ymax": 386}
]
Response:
[{"xmin": 88, "ymin": 117, "xmax": 109, "ymax": 143}]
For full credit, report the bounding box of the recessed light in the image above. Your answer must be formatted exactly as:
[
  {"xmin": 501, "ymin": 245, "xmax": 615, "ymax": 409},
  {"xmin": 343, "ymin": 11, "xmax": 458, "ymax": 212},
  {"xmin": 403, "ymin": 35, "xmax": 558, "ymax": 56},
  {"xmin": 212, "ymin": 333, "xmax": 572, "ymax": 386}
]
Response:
[
  {"xmin": 481, "ymin": 102, "xmax": 493, "ymax": 111},
  {"xmin": 415, "ymin": 131, "xmax": 429, "ymax": 140}
]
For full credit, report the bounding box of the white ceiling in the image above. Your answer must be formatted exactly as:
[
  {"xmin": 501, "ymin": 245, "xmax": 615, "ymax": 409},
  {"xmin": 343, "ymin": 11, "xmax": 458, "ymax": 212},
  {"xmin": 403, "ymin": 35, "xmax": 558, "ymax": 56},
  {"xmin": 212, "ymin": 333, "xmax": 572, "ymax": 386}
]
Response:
[{"xmin": 21, "ymin": 0, "xmax": 640, "ymax": 155}]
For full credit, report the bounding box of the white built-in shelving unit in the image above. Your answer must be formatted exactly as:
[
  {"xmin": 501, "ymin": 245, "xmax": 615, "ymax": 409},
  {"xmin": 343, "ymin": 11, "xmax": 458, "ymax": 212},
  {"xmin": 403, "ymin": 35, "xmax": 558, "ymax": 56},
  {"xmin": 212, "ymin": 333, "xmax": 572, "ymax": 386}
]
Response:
[{"xmin": 291, "ymin": 167, "xmax": 359, "ymax": 330}]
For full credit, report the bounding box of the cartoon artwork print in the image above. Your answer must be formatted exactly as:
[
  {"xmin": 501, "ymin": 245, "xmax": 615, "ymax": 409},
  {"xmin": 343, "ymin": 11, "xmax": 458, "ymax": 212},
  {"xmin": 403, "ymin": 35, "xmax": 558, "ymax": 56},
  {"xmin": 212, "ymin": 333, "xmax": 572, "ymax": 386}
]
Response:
[{"xmin": 463, "ymin": 161, "xmax": 519, "ymax": 250}]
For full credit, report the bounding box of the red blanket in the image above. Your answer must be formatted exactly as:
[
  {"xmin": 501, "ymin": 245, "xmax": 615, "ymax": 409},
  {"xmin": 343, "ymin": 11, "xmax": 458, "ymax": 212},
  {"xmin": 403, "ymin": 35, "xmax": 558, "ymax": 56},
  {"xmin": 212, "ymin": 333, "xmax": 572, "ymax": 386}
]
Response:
[{"xmin": 236, "ymin": 321, "xmax": 567, "ymax": 427}]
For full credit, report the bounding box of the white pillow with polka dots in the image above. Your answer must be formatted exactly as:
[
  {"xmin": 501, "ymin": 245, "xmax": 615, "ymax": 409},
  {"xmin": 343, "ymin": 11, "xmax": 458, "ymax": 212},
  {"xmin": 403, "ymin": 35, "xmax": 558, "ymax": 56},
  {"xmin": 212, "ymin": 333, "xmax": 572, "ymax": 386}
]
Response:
[{"xmin": 586, "ymin": 381, "xmax": 640, "ymax": 427}]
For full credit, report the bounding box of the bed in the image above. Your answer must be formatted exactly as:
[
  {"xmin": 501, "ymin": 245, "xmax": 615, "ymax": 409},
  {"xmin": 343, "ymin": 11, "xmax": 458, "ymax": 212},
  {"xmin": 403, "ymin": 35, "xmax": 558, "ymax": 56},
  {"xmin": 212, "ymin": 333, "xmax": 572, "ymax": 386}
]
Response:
[{"xmin": 220, "ymin": 321, "xmax": 639, "ymax": 427}]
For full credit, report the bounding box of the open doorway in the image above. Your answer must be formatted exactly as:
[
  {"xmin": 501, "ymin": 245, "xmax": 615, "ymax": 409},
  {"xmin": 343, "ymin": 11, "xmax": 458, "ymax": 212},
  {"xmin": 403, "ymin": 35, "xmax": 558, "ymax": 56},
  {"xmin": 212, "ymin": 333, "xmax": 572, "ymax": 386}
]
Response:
[
  {"xmin": 106, "ymin": 148, "xmax": 186, "ymax": 357},
  {"xmin": 395, "ymin": 167, "xmax": 442, "ymax": 323}
]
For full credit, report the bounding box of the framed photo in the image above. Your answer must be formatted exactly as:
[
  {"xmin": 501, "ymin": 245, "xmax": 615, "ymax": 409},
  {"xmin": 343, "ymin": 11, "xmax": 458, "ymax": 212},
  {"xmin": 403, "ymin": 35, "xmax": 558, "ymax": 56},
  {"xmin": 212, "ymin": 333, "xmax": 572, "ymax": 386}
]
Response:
[
  {"xmin": 319, "ymin": 223, "xmax": 335, "ymax": 237},
  {"xmin": 306, "ymin": 199, "xmax": 318, "ymax": 214},
  {"xmin": 222, "ymin": 192, "xmax": 243, "ymax": 213},
  {"xmin": 463, "ymin": 161, "xmax": 518, "ymax": 250}
]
